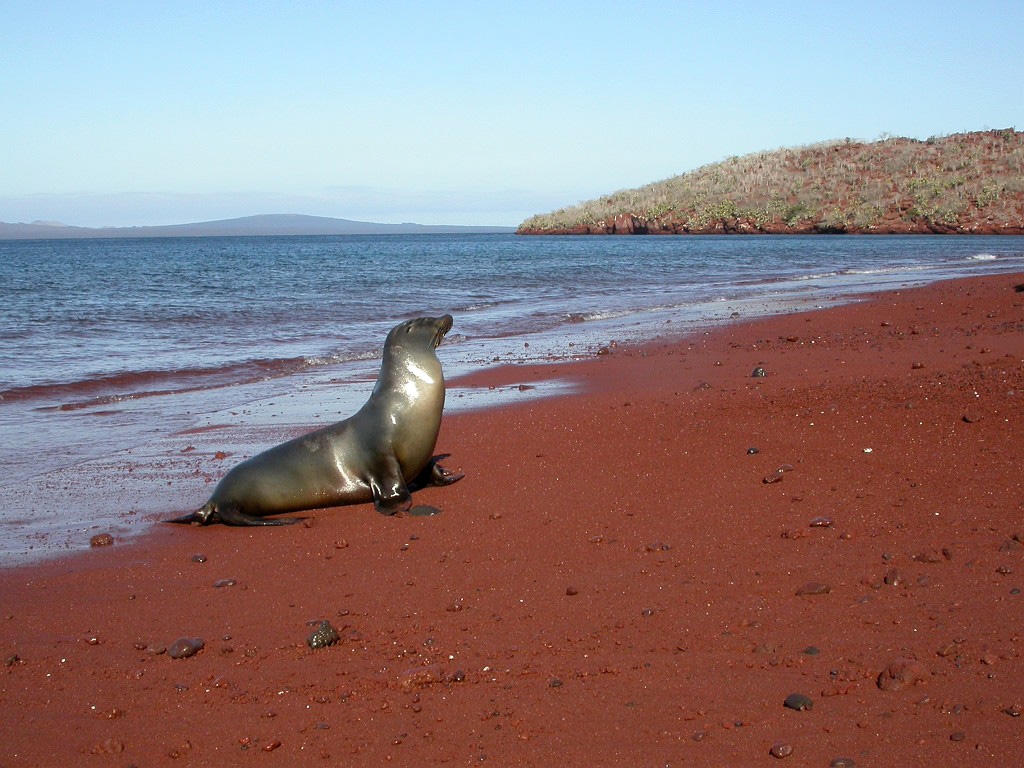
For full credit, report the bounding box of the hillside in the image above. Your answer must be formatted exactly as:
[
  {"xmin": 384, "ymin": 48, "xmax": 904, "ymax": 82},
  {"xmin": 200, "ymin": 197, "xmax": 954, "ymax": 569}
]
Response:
[
  {"xmin": 0, "ymin": 214, "xmax": 514, "ymax": 240},
  {"xmin": 518, "ymin": 129, "xmax": 1024, "ymax": 235}
]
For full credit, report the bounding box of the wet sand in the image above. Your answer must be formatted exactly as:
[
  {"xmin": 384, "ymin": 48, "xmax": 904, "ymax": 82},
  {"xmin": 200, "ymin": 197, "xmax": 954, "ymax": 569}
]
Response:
[{"xmin": 2, "ymin": 273, "xmax": 1023, "ymax": 766}]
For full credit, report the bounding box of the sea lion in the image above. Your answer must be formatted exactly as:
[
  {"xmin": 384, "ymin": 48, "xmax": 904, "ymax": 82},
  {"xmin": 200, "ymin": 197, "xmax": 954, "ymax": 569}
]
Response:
[{"xmin": 167, "ymin": 314, "xmax": 463, "ymax": 526}]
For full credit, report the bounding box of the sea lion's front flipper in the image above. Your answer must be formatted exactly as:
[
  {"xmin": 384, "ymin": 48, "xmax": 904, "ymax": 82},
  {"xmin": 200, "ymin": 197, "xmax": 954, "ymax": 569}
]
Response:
[{"xmin": 370, "ymin": 457, "xmax": 413, "ymax": 516}]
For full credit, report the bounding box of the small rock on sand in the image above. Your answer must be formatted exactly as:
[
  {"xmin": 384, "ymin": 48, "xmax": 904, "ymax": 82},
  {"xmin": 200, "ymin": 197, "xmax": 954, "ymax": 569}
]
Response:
[
  {"xmin": 877, "ymin": 658, "xmax": 928, "ymax": 691},
  {"xmin": 167, "ymin": 637, "xmax": 204, "ymax": 659}
]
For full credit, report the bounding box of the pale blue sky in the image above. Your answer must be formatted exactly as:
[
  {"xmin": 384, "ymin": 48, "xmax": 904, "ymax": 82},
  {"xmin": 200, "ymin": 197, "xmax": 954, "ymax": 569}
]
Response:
[{"xmin": 2, "ymin": 0, "xmax": 1021, "ymax": 227}]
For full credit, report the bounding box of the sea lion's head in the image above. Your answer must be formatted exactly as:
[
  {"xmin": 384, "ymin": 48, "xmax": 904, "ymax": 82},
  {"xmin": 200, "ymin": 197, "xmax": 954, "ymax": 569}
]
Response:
[{"xmin": 386, "ymin": 314, "xmax": 454, "ymax": 352}]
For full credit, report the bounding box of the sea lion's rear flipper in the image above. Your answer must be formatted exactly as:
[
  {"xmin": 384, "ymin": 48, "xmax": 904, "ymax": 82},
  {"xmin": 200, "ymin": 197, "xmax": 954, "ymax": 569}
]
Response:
[
  {"xmin": 215, "ymin": 505, "xmax": 303, "ymax": 526},
  {"xmin": 409, "ymin": 454, "xmax": 465, "ymax": 490},
  {"xmin": 165, "ymin": 511, "xmax": 205, "ymax": 525},
  {"xmin": 165, "ymin": 503, "xmax": 216, "ymax": 525},
  {"xmin": 165, "ymin": 503, "xmax": 300, "ymax": 526}
]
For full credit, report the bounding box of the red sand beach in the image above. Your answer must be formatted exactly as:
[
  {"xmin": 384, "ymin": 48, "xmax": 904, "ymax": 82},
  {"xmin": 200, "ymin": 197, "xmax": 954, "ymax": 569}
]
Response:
[{"xmin": 2, "ymin": 273, "xmax": 1023, "ymax": 766}]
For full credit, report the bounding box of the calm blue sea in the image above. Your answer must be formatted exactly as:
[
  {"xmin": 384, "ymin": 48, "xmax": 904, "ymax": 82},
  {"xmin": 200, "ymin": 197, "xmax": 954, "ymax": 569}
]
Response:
[{"xmin": 1, "ymin": 233, "xmax": 1023, "ymax": 562}]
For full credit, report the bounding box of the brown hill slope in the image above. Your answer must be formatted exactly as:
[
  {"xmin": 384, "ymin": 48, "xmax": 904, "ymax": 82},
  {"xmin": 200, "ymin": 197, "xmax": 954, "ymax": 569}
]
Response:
[{"xmin": 518, "ymin": 129, "xmax": 1024, "ymax": 235}]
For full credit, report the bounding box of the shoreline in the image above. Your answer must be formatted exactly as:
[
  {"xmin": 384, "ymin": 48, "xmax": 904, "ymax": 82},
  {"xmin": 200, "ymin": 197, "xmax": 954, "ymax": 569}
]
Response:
[{"xmin": 2, "ymin": 272, "xmax": 1022, "ymax": 766}]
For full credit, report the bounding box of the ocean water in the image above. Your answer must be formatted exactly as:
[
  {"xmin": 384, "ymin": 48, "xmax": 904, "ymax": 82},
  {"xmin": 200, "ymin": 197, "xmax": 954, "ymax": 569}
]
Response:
[{"xmin": 1, "ymin": 233, "xmax": 1023, "ymax": 562}]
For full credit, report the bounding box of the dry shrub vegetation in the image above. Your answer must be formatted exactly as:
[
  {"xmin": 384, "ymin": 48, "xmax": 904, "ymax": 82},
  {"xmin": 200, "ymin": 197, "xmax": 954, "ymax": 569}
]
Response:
[{"xmin": 518, "ymin": 129, "xmax": 1024, "ymax": 235}]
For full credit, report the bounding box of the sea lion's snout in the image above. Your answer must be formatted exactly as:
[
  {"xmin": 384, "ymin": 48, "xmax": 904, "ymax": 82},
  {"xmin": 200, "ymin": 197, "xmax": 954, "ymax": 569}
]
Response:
[{"xmin": 427, "ymin": 314, "xmax": 453, "ymax": 348}]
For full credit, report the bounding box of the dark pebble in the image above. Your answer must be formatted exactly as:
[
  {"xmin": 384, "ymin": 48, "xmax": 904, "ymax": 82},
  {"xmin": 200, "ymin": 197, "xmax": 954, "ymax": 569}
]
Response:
[
  {"xmin": 883, "ymin": 568, "xmax": 905, "ymax": 586},
  {"xmin": 950, "ymin": 731, "xmax": 967, "ymax": 742},
  {"xmin": 190, "ymin": 553, "xmax": 207, "ymax": 563},
  {"xmin": 830, "ymin": 759, "xmax": 856, "ymax": 768},
  {"xmin": 795, "ymin": 582, "xmax": 831, "ymax": 596},
  {"xmin": 809, "ymin": 516, "xmax": 833, "ymax": 527},
  {"xmin": 549, "ymin": 678, "xmax": 563, "ymax": 688},
  {"xmin": 213, "ymin": 578, "xmax": 237, "ymax": 588},
  {"xmin": 307, "ymin": 620, "xmax": 340, "ymax": 649},
  {"xmin": 769, "ymin": 741, "xmax": 793, "ymax": 758},
  {"xmin": 783, "ymin": 692, "xmax": 813, "ymax": 711},
  {"xmin": 565, "ymin": 586, "xmax": 578, "ymax": 596},
  {"xmin": 747, "ymin": 447, "xmax": 759, "ymax": 455},
  {"xmin": 752, "ymin": 367, "xmax": 766, "ymax": 377},
  {"xmin": 1003, "ymin": 703, "xmax": 1022, "ymax": 717},
  {"xmin": 167, "ymin": 637, "xmax": 204, "ymax": 659},
  {"xmin": 803, "ymin": 646, "xmax": 820, "ymax": 655},
  {"xmin": 90, "ymin": 533, "xmax": 114, "ymax": 547}
]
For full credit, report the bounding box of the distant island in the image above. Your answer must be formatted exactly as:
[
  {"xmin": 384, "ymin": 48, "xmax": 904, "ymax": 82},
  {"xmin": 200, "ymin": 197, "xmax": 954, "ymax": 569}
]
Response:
[
  {"xmin": 0, "ymin": 214, "xmax": 515, "ymax": 240},
  {"xmin": 518, "ymin": 129, "xmax": 1024, "ymax": 235}
]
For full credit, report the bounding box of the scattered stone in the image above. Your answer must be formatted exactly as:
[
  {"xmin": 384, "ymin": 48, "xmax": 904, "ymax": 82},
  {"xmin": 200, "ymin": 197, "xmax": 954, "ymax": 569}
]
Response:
[
  {"xmin": 399, "ymin": 664, "xmax": 442, "ymax": 691},
  {"xmin": 747, "ymin": 447, "xmax": 759, "ymax": 455},
  {"xmin": 809, "ymin": 516, "xmax": 833, "ymax": 528},
  {"xmin": 213, "ymin": 578, "xmax": 237, "ymax": 588},
  {"xmin": 796, "ymin": 582, "xmax": 831, "ymax": 596},
  {"xmin": 996, "ymin": 565, "xmax": 1013, "ymax": 575},
  {"xmin": 190, "ymin": 553, "xmax": 207, "ymax": 563},
  {"xmin": 783, "ymin": 692, "xmax": 813, "ymax": 711},
  {"xmin": 1003, "ymin": 703, "xmax": 1022, "ymax": 717},
  {"xmin": 91, "ymin": 738, "xmax": 125, "ymax": 755},
  {"xmin": 998, "ymin": 538, "xmax": 1023, "ymax": 552},
  {"xmin": 911, "ymin": 362, "xmax": 926, "ymax": 370},
  {"xmin": 167, "ymin": 637, "xmax": 204, "ymax": 659},
  {"xmin": 937, "ymin": 641, "xmax": 960, "ymax": 657},
  {"xmin": 962, "ymin": 412, "xmax": 982, "ymax": 424},
  {"xmin": 565, "ymin": 586, "xmax": 579, "ymax": 596},
  {"xmin": 877, "ymin": 658, "xmax": 928, "ymax": 691},
  {"xmin": 263, "ymin": 740, "xmax": 282, "ymax": 752},
  {"xmin": 883, "ymin": 568, "xmax": 905, "ymax": 586},
  {"xmin": 803, "ymin": 646, "xmax": 820, "ymax": 655},
  {"xmin": 950, "ymin": 731, "xmax": 966, "ymax": 742},
  {"xmin": 645, "ymin": 541, "xmax": 671, "ymax": 552},
  {"xmin": 1014, "ymin": 283, "xmax": 1024, "ymax": 293},
  {"xmin": 913, "ymin": 549, "xmax": 950, "ymax": 563},
  {"xmin": 307, "ymin": 621, "xmax": 340, "ymax": 649},
  {"xmin": 763, "ymin": 469, "xmax": 785, "ymax": 484},
  {"xmin": 549, "ymin": 678, "xmax": 563, "ymax": 688},
  {"xmin": 769, "ymin": 741, "xmax": 793, "ymax": 758},
  {"xmin": 90, "ymin": 533, "xmax": 114, "ymax": 547},
  {"xmin": 751, "ymin": 367, "xmax": 767, "ymax": 377},
  {"xmin": 830, "ymin": 758, "xmax": 857, "ymax": 768}
]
